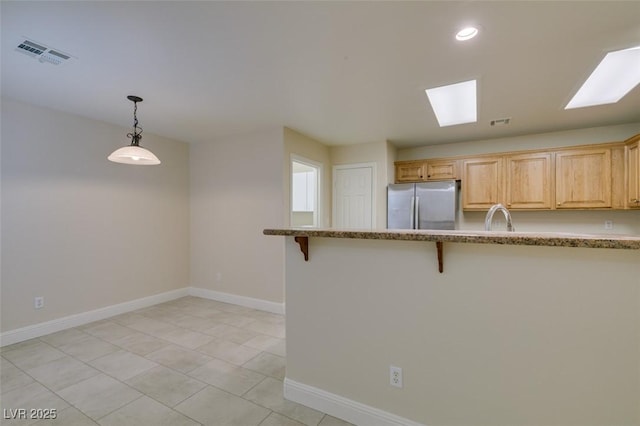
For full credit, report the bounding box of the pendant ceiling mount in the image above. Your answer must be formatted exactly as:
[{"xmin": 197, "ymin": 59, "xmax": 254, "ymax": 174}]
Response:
[{"xmin": 108, "ymin": 95, "xmax": 161, "ymax": 165}]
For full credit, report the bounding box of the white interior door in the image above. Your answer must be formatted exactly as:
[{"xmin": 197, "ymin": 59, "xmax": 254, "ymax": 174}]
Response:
[{"xmin": 333, "ymin": 164, "xmax": 375, "ymax": 229}]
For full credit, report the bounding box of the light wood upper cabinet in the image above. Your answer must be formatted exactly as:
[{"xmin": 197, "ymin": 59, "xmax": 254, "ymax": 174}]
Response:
[
  {"xmin": 627, "ymin": 140, "xmax": 640, "ymax": 208},
  {"xmin": 610, "ymin": 145, "xmax": 626, "ymax": 209},
  {"xmin": 394, "ymin": 135, "xmax": 637, "ymax": 210},
  {"xmin": 462, "ymin": 157, "xmax": 503, "ymax": 210},
  {"xmin": 505, "ymin": 153, "xmax": 552, "ymax": 209},
  {"xmin": 555, "ymin": 148, "xmax": 611, "ymax": 209},
  {"xmin": 425, "ymin": 160, "xmax": 458, "ymax": 181},
  {"xmin": 395, "ymin": 159, "xmax": 459, "ymax": 182},
  {"xmin": 395, "ymin": 161, "xmax": 426, "ymax": 182}
]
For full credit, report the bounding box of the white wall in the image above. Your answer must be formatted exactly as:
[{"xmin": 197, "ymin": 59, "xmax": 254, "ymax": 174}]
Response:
[
  {"xmin": 387, "ymin": 140, "xmax": 397, "ymax": 186},
  {"xmin": 1, "ymin": 98, "xmax": 190, "ymax": 332},
  {"xmin": 458, "ymin": 209, "xmax": 640, "ymax": 234},
  {"xmin": 190, "ymin": 128, "xmax": 285, "ymax": 304},
  {"xmin": 397, "ymin": 123, "xmax": 640, "ymax": 160},
  {"xmin": 397, "ymin": 123, "xmax": 640, "ymax": 235},
  {"xmin": 2, "ymin": 96, "xmax": 636, "ymax": 340},
  {"xmin": 285, "ymin": 237, "xmax": 640, "ymax": 425}
]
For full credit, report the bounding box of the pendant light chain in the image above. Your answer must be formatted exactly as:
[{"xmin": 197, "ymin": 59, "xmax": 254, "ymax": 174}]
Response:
[{"xmin": 127, "ymin": 100, "xmax": 143, "ymax": 146}]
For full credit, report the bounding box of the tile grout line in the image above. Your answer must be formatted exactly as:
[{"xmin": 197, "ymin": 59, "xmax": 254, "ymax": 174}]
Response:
[
  {"xmin": 3, "ymin": 316, "xmax": 205, "ymax": 423},
  {"xmin": 113, "ymin": 303, "xmax": 285, "ymax": 421},
  {"xmin": 1, "ymin": 297, "xmax": 299, "ymax": 426},
  {"xmin": 1, "ymin": 348, "xmax": 101, "ymax": 425},
  {"xmin": 28, "ymin": 338, "xmax": 260, "ymax": 423},
  {"xmin": 93, "ymin": 394, "xmax": 146, "ymax": 423}
]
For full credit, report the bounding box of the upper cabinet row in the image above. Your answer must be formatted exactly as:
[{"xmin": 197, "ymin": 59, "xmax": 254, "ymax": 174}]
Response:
[
  {"xmin": 395, "ymin": 134, "xmax": 640, "ymax": 211},
  {"xmin": 461, "ymin": 148, "xmax": 611, "ymax": 210},
  {"xmin": 395, "ymin": 159, "xmax": 459, "ymax": 182},
  {"xmin": 628, "ymin": 137, "xmax": 640, "ymax": 208}
]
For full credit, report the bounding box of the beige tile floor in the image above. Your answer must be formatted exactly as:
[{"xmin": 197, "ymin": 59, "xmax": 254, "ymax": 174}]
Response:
[{"xmin": 0, "ymin": 296, "xmax": 353, "ymax": 426}]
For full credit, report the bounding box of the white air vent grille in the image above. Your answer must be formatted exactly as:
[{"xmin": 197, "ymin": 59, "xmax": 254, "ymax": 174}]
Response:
[
  {"xmin": 15, "ymin": 38, "xmax": 73, "ymax": 65},
  {"xmin": 16, "ymin": 40, "xmax": 47, "ymax": 57}
]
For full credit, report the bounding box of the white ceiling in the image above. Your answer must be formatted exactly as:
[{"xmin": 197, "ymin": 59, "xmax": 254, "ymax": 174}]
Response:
[{"xmin": 2, "ymin": 1, "xmax": 640, "ymax": 148}]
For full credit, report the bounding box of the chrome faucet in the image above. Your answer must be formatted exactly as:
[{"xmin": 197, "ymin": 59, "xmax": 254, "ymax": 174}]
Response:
[{"xmin": 484, "ymin": 203, "xmax": 515, "ymax": 231}]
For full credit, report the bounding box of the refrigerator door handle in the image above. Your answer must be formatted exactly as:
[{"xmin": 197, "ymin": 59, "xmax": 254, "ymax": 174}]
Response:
[
  {"xmin": 414, "ymin": 196, "xmax": 420, "ymax": 229},
  {"xmin": 410, "ymin": 196, "xmax": 415, "ymax": 229}
]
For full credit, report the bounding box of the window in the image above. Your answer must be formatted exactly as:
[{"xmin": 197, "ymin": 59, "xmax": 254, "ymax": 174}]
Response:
[{"xmin": 291, "ymin": 157, "xmax": 321, "ymax": 227}]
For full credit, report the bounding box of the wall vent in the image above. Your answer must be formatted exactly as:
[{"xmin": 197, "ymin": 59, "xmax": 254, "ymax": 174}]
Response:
[
  {"xmin": 490, "ymin": 117, "xmax": 511, "ymax": 126},
  {"xmin": 15, "ymin": 38, "xmax": 73, "ymax": 65}
]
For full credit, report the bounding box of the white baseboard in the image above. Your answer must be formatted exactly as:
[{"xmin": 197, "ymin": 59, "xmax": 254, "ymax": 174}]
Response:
[
  {"xmin": 284, "ymin": 378, "xmax": 425, "ymax": 426},
  {"xmin": 0, "ymin": 288, "xmax": 189, "ymax": 347},
  {"xmin": 0, "ymin": 286, "xmax": 284, "ymax": 347},
  {"xmin": 188, "ymin": 287, "xmax": 285, "ymax": 315}
]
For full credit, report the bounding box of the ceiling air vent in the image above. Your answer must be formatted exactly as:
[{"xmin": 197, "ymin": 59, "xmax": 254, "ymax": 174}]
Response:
[
  {"xmin": 490, "ymin": 117, "xmax": 511, "ymax": 126},
  {"xmin": 15, "ymin": 38, "xmax": 73, "ymax": 65}
]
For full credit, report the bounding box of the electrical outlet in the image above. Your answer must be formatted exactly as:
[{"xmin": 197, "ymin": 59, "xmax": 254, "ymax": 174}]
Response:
[
  {"xmin": 216, "ymin": 272, "xmax": 222, "ymax": 282},
  {"xmin": 604, "ymin": 220, "xmax": 613, "ymax": 230},
  {"xmin": 390, "ymin": 365, "xmax": 403, "ymax": 388},
  {"xmin": 34, "ymin": 297, "xmax": 44, "ymax": 309}
]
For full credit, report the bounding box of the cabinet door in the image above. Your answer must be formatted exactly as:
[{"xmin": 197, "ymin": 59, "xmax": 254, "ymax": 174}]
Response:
[
  {"xmin": 462, "ymin": 157, "xmax": 503, "ymax": 210},
  {"xmin": 627, "ymin": 141, "xmax": 640, "ymax": 208},
  {"xmin": 425, "ymin": 160, "xmax": 458, "ymax": 181},
  {"xmin": 505, "ymin": 153, "xmax": 552, "ymax": 209},
  {"xmin": 555, "ymin": 148, "xmax": 611, "ymax": 209},
  {"xmin": 395, "ymin": 161, "xmax": 425, "ymax": 183}
]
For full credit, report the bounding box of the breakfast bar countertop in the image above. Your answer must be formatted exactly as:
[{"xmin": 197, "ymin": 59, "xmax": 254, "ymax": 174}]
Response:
[{"xmin": 263, "ymin": 228, "xmax": 640, "ymax": 250}]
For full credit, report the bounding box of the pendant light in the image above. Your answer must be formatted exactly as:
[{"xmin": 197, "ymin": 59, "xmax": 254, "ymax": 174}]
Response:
[{"xmin": 108, "ymin": 95, "xmax": 161, "ymax": 165}]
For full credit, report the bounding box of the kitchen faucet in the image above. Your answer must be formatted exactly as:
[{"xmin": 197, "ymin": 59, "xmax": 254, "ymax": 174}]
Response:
[{"xmin": 484, "ymin": 203, "xmax": 515, "ymax": 231}]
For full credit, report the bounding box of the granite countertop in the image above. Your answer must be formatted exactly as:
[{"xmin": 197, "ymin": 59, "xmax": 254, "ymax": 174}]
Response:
[{"xmin": 263, "ymin": 228, "xmax": 640, "ymax": 250}]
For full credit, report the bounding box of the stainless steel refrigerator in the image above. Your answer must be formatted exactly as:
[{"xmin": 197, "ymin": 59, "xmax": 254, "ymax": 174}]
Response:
[{"xmin": 387, "ymin": 180, "xmax": 457, "ymax": 230}]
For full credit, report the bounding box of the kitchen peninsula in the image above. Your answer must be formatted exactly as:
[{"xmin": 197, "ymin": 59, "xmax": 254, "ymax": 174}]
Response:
[
  {"xmin": 265, "ymin": 228, "xmax": 640, "ymax": 272},
  {"xmin": 265, "ymin": 228, "xmax": 640, "ymax": 426}
]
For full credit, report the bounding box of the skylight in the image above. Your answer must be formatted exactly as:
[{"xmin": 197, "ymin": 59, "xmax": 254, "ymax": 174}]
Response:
[
  {"xmin": 565, "ymin": 45, "xmax": 640, "ymax": 109},
  {"xmin": 425, "ymin": 80, "xmax": 477, "ymax": 127}
]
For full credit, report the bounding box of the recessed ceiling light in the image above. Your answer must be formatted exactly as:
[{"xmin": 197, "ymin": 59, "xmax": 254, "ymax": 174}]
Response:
[
  {"xmin": 565, "ymin": 45, "xmax": 640, "ymax": 109},
  {"xmin": 456, "ymin": 27, "xmax": 478, "ymax": 41},
  {"xmin": 425, "ymin": 80, "xmax": 477, "ymax": 127}
]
